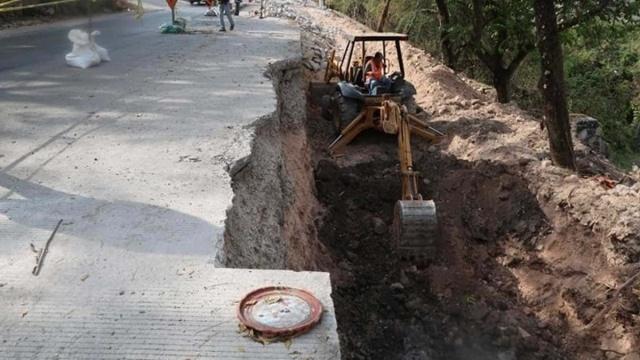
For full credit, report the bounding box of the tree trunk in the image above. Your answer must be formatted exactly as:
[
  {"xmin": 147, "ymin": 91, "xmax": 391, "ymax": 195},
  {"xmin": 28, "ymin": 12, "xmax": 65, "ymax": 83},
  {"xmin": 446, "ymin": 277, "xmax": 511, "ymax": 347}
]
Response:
[
  {"xmin": 494, "ymin": 69, "xmax": 512, "ymax": 103},
  {"xmin": 377, "ymin": 0, "xmax": 391, "ymax": 32},
  {"xmin": 435, "ymin": 0, "xmax": 456, "ymax": 69},
  {"xmin": 533, "ymin": 0, "xmax": 577, "ymax": 170}
]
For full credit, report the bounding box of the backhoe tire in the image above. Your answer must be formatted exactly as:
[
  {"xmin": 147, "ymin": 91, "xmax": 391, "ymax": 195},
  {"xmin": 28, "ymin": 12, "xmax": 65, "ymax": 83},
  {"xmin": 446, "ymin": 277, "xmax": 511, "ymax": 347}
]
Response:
[{"xmin": 333, "ymin": 92, "xmax": 361, "ymax": 133}]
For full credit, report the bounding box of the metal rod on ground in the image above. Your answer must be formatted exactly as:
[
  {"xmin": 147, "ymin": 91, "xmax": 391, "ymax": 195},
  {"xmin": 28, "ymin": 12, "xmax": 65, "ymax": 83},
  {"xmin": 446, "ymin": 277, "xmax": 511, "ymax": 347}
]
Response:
[{"xmin": 32, "ymin": 219, "xmax": 63, "ymax": 276}]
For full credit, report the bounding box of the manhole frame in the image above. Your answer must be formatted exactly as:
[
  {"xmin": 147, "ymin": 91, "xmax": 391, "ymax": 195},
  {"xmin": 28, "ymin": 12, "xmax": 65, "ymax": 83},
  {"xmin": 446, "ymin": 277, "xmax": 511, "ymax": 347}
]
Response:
[{"xmin": 237, "ymin": 286, "xmax": 323, "ymax": 339}]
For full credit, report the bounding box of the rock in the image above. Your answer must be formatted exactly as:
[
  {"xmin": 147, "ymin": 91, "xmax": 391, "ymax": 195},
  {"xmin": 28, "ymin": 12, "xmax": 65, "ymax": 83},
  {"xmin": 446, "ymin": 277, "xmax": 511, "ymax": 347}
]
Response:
[
  {"xmin": 390, "ymin": 282, "xmax": 404, "ymax": 291},
  {"xmin": 404, "ymin": 265, "xmax": 419, "ymax": 274},
  {"xmin": 578, "ymin": 129, "xmax": 590, "ymax": 141},
  {"xmin": 501, "ymin": 255, "xmax": 523, "ymax": 267},
  {"xmin": 564, "ymin": 174, "xmax": 580, "ymax": 183},
  {"xmin": 399, "ymin": 270, "xmax": 411, "ymax": 287},
  {"xmin": 571, "ymin": 114, "xmax": 610, "ymax": 157},
  {"xmin": 228, "ymin": 156, "xmax": 250, "ymax": 177},
  {"xmin": 517, "ymin": 326, "xmax": 532, "ymax": 340},
  {"xmin": 372, "ymin": 217, "xmax": 387, "ymax": 235},
  {"xmin": 575, "ymin": 115, "xmax": 598, "ymax": 133}
]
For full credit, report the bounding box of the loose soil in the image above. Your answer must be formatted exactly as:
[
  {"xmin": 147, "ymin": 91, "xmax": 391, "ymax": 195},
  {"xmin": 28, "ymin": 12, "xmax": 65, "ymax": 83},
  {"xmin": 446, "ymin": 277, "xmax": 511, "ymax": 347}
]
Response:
[
  {"xmin": 306, "ymin": 93, "xmax": 639, "ymax": 360},
  {"xmin": 308, "ymin": 106, "xmax": 566, "ymax": 359}
]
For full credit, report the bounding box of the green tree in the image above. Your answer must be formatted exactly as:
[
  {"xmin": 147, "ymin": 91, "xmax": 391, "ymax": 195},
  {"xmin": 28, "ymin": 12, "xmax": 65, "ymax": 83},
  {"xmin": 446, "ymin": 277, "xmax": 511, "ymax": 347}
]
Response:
[{"xmin": 446, "ymin": 0, "xmax": 640, "ymax": 103}]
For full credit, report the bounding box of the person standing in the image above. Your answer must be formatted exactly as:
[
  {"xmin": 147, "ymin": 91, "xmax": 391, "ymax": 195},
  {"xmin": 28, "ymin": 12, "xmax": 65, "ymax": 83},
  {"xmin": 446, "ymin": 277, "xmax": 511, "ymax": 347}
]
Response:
[{"xmin": 219, "ymin": 0, "xmax": 235, "ymax": 32}]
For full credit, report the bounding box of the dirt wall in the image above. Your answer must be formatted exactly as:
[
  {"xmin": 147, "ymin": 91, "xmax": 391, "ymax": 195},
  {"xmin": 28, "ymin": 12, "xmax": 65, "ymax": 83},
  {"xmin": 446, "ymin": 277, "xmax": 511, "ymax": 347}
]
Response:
[{"xmin": 219, "ymin": 57, "xmax": 332, "ymax": 271}]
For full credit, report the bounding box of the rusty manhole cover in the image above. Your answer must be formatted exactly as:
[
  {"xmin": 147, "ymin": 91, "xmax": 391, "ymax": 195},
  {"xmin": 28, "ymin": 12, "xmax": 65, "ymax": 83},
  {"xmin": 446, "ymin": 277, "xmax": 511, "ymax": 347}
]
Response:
[{"xmin": 237, "ymin": 286, "xmax": 323, "ymax": 339}]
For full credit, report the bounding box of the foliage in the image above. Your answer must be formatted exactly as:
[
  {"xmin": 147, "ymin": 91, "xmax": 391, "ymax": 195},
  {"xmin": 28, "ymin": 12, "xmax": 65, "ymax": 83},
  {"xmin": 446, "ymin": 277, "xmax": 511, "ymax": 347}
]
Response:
[
  {"xmin": 512, "ymin": 24, "xmax": 640, "ymax": 164},
  {"xmin": 327, "ymin": 0, "xmax": 372, "ymax": 24},
  {"xmin": 564, "ymin": 24, "xmax": 640, "ymax": 165}
]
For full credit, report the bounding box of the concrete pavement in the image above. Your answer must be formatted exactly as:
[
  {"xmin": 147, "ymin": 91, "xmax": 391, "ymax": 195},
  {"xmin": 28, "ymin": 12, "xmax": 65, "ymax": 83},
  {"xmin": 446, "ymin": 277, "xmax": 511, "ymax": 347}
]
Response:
[{"xmin": 0, "ymin": 266, "xmax": 341, "ymax": 359}]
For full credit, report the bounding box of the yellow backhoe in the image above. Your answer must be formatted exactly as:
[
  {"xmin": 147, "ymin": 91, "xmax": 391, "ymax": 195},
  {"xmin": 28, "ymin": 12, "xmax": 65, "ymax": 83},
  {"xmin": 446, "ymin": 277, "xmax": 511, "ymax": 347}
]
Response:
[{"xmin": 320, "ymin": 33, "xmax": 444, "ymax": 259}]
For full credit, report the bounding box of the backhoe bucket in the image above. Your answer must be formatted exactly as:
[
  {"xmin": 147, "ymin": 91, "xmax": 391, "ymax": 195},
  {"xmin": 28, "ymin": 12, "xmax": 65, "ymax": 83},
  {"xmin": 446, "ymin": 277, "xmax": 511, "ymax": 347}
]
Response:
[{"xmin": 393, "ymin": 200, "xmax": 438, "ymax": 259}]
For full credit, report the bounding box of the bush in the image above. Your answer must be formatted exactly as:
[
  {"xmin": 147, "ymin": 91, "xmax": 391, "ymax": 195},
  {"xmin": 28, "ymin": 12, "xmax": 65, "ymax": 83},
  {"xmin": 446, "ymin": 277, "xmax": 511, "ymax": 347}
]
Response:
[{"xmin": 564, "ymin": 24, "xmax": 640, "ymax": 166}]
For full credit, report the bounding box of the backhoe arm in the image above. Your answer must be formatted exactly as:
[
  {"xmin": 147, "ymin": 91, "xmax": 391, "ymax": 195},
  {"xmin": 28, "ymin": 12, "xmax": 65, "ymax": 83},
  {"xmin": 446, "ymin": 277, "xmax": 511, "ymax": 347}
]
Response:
[{"xmin": 397, "ymin": 109, "xmax": 422, "ymax": 201}]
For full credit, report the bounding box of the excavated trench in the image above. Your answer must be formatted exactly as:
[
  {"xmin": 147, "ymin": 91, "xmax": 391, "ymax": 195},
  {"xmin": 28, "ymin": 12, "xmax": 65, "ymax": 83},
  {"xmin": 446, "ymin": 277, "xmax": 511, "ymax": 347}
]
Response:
[{"xmin": 220, "ymin": 59, "xmax": 580, "ymax": 359}]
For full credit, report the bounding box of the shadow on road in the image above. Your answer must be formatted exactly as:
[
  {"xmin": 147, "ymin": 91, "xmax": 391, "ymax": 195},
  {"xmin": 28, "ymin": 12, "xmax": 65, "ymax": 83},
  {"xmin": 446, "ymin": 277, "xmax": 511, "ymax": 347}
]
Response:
[{"xmin": 0, "ymin": 171, "xmax": 218, "ymax": 256}]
